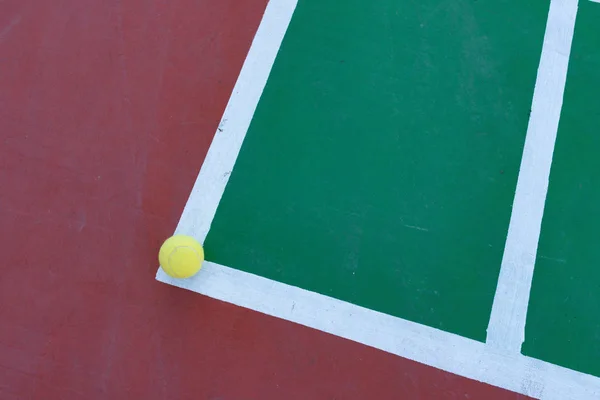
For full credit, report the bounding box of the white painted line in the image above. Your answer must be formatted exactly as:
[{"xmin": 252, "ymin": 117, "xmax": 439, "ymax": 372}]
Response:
[
  {"xmin": 157, "ymin": 262, "xmax": 600, "ymax": 399},
  {"xmin": 486, "ymin": 0, "xmax": 579, "ymax": 353},
  {"xmin": 172, "ymin": 0, "xmax": 298, "ymax": 242},
  {"xmin": 156, "ymin": 0, "xmax": 600, "ymax": 397}
]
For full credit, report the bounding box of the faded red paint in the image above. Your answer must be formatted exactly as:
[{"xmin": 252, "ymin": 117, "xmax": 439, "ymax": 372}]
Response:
[{"xmin": 0, "ymin": 1, "xmax": 530, "ymax": 399}]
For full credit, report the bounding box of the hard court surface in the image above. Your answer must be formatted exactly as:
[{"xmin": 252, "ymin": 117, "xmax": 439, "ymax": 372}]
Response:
[{"xmin": 1, "ymin": 0, "xmax": 599, "ymax": 399}]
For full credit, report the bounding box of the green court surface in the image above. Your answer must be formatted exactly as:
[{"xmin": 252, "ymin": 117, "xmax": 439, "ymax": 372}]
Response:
[
  {"xmin": 523, "ymin": 0, "xmax": 600, "ymax": 377},
  {"xmin": 204, "ymin": 0, "xmax": 549, "ymax": 341}
]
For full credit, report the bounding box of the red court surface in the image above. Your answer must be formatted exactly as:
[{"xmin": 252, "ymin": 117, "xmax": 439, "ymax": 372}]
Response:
[{"xmin": 1, "ymin": 1, "xmax": 530, "ymax": 398}]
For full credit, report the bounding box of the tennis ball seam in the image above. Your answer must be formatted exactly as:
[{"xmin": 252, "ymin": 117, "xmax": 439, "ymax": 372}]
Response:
[{"xmin": 168, "ymin": 246, "xmax": 202, "ymax": 278}]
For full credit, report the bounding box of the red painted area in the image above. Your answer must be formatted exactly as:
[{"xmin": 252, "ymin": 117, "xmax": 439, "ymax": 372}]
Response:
[{"xmin": 0, "ymin": 1, "xmax": 531, "ymax": 399}]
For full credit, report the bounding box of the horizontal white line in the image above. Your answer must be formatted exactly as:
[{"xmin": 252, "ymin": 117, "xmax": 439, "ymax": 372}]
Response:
[
  {"xmin": 486, "ymin": 0, "xmax": 579, "ymax": 352},
  {"xmin": 156, "ymin": 263, "xmax": 600, "ymax": 399},
  {"xmin": 157, "ymin": 0, "xmax": 600, "ymax": 398}
]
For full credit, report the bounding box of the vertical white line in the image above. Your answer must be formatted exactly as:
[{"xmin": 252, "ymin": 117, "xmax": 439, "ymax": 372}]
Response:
[
  {"xmin": 171, "ymin": 0, "xmax": 297, "ymax": 243},
  {"xmin": 486, "ymin": 0, "xmax": 579, "ymax": 353}
]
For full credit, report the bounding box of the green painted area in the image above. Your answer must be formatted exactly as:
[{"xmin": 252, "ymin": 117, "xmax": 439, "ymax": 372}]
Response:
[
  {"xmin": 205, "ymin": 0, "xmax": 549, "ymax": 340},
  {"xmin": 523, "ymin": 1, "xmax": 600, "ymax": 377}
]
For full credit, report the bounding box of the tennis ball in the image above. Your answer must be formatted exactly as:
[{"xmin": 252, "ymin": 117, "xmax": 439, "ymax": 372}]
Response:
[{"xmin": 159, "ymin": 235, "xmax": 204, "ymax": 279}]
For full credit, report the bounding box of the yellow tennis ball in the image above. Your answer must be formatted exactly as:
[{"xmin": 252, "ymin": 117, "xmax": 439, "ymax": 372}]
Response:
[{"xmin": 159, "ymin": 235, "xmax": 204, "ymax": 279}]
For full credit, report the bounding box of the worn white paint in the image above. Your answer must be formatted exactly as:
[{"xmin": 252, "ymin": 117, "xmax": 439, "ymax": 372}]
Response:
[
  {"xmin": 156, "ymin": 0, "xmax": 599, "ymax": 398},
  {"xmin": 157, "ymin": 262, "xmax": 600, "ymax": 399},
  {"xmin": 486, "ymin": 0, "xmax": 579, "ymax": 353}
]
